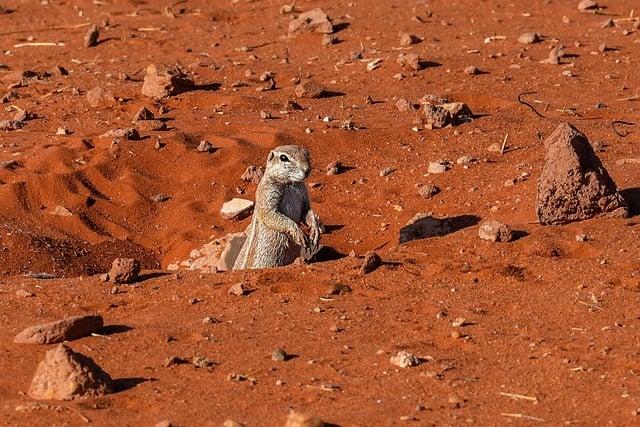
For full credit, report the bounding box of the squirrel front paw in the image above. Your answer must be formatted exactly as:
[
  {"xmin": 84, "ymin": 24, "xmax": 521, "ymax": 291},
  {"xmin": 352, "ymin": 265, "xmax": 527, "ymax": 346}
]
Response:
[{"xmin": 290, "ymin": 226, "xmax": 310, "ymax": 248}]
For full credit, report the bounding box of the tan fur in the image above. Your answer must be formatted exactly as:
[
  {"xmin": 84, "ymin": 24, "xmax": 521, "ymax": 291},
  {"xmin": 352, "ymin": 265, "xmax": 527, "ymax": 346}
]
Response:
[{"xmin": 233, "ymin": 145, "xmax": 321, "ymax": 270}]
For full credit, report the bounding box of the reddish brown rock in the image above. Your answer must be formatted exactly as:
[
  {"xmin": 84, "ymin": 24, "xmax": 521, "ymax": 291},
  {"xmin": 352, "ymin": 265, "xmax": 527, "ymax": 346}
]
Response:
[
  {"xmin": 284, "ymin": 411, "xmax": 325, "ymax": 427},
  {"xmin": 288, "ymin": 8, "xmax": 333, "ymax": 34},
  {"xmin": 141, "ymin": 64, "xmax": 194, "ymax": 100},
  {"xmin": 14, "ymin": 314, "xmax": 103, "ymax": 344},
  {"xmin": 241, "ymin": 165, "xmax": 264, "ymax": 184},
  {"xmin": 295, "ymin": 80, "xmax": 325, "ymax": 99},
  {"xmin": 396, "ymin": 53, "xmax": 422, "ymax": 71},
  {"xmin": 478, "ymin": 220, "xmax": 513, "ymax": 242},
  {"xmin": 360, "ymin": 251, "xmax": 382, "ymax": 274},
  {"xmin": 86, "ymin": 86, "xmax": 116, "ymax": 108},
  {"xmin": 536, "ymin": 123, "xmax": 628, "ymax": 225},
  {"xmin": 102, "ymin": 258, "xmax": 141, "ymax": 283},
  {"xmin": 84, "ymin": 25, "xmax": 99, "ymax": 47},
  {"xmin": 28, "ymin": 344, "xmax": 113, "ymax": 400}
]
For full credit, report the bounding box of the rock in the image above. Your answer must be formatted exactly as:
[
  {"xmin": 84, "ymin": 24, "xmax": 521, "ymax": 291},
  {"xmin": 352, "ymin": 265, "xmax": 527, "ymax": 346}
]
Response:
[
  {"xmin": 390, "ymin": 350, "xmax": 420, "ymax": 368},
  {"xmin": 396, "ymin": 98, "xmax": 417, "ymax": 112},
  {"xmin": 13, "ymin": 110, "xmax": 32, "ymax": 122},
  {"xmin": 396, "ymin": 53, "xmax": 422, "ymax": 71},
  {"xmin": 55, "ymin": 127, "xmax": 71, "ymax": 136},
  {"xmin": 400, "ymin": 33, "xmax": 420, "ymax": 46},
  {"xmin": 141, "ymin": 64, "xmax": 194, "ymax": 100},
  {"xmin": 52, "ymin": 205, "xmax": 73, "ymax": 216},
  {"xmin": 14, "ymin": 315, "xmax": 103, "ymax": 344},
  {"xmin": 133, "ymin": 107, "xmax": 155, "ymax": 122},
  {"xmin": 284, "ymin": 411, "xmax": 325, "ymax": 427},
  {"xmin": 295, "ymin": 80, "xmax": 325, "ymax": 99},
  {"xmin": 84, "ymin": 25, "xmax": 99, "ymax": 48},
  {"xmin": 428, "ymin": 161, "xmax": 448, "ymax": 174},
  {"xmin": 197, "ymin": 140, "xmax": 215, "ymax": 153},
  {"xmin": 321, "ymin": 34, "xmax": 338, "ymax": 46},
  {"xmin": 155, "ymin": 421, "xmax": 173, "ymax": 427},
  {"xmin": 101, "ymin": 128, "xmax": 140, "ymax": 140},
  {"xmin": 135, "ymin": 119, "xmax": 166, "ymax": 132},
  {"xmin": 418, "ymin": 184, "xmax": 440, "ymax": 199},
  {"xmin": 424, "ymin": 104, "xmax": 450, "ymax": 129},
  {"xmin": 220, "ymin": 198, "xmax": 254, "ymax": 220},
  {"xmin": 478, "ymin": 220, "xmax": 513, "ymax": 242},
  {"xmin": 536, "ymin": 123, "xmax": 628, "ymax": 225},
  {"xmin": 28, "ymin": 344, "xmax": 113, "ymax": 400},
  {"xmin": 399, "ymin": 214, "xmax": 452, "ymax": 244},
  {"xmin": 288, "ymin": 8, "xmax": 333, "ymax": 34},
  {"xmin": 222, "ymin": 421, "xmax": 244, "ymax": 427},
  {"xmin": 379, "ymin": 167, "xmax": 395, "ymax": 177},
  {"xmin": 86, "ymin": 86, "xmax": 116, "ymax": 108},
  {"xmin": 150, "ymin": 193, "xmax": 171, "ymax": 202},
  {"xmin": 326, "ymin": 161, "xmax": 342, "ymax": 175},
  {"xmin": 103, "ymin": 258, "xmax": 141, "ymax": 284},
  {"xmin": 228, "ymin": 283, "xmax": 248, "ymax": 296},
  {"xmin": 271, "ymin": 348, "xmax": 289, "ymax": 362},
  {"xmin": 360, "ymin": 251, "xmax": 382, "ymax": 274},
  {"xmin": 518, "ymin": 32, "xmax": 542, "ymax": 44},
  {"xmin": 0, "ymin": 119, "xmax": 24, "ymax": 131},
  {"xmin": 241, "ymin": 165, "xmax": 264, "ymax": 184},
  {"xmin": 578, "ymin": 0, "xmax": 598, "ymax": 11},
  {"xmin": 185, "ymin": 232, "xmax": 247, "ymax": 272},
  {"xmin": 464, "ymin": 66, "xmax": 479, "ymax": 75},
  {"xmin": 541, "ymin": 44, "xmax": 566, "ymax": 64},
  {"xmin": 16, "ymin": 289, "xmax": 34, "ymax": 297}
]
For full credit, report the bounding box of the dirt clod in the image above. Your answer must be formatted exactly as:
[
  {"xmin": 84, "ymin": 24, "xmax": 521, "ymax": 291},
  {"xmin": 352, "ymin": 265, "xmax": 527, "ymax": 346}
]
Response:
[
  {"xmin": 28, "ymin": 344, "xmax": 113, "ymax": 400},
  {"xmin": 536, "ymin": 123, "xmax": 628, "ymax": 225}
]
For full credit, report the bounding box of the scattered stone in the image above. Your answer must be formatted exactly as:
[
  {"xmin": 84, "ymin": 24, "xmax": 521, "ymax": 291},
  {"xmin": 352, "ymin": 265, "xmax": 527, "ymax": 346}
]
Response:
[
  {"xmin": 14, "ymin": 315, "xmax": 103, "ymax": 344},
  {"xmin": 183, "ymin": 232, "xmax": 247, "ymax": 272},
  {"xmin": 141, "ymin": 64, "xmax": 194, "ymax": 100},
  {"xmin": 396, "ymin": 98, "xmax": 417, "ymax": 112},
  {"xmin": 601, "ymin": 18, "xmax": 614, "ymax": 28},
  {"xmin": 228, "ymin": 282, "xmax": 248, "ymax": 296},
  {"xmin": 192, "ymin": 356, "xmax": 216, "ymax": 369},
  {"xmin": 536, "ymin": 123, "xmax": 628, "ymax": 224},
  {"xmin": 464, "ymin": 65, "xmax": 479, "ymax": 75},
  {"xmin": 55, "ymin": 127, "xmax": 71, "ymax": 135},
  {"xmin": 1, "ymin": 90, "xmax": 19, "ymax": 103},
  {"xmin": 150, "ymin": 193, "xmax": 171, "ymax": 203},
  {"xmin": 360, "ymin": 251, "xmax": 382, "ymax": 274},
  {"xmin": 84, "ymin": 25, "xmax": 99, "ymax": 47},
  {"xmin": 418, "ymin": 184, "xmax": 440, "ymax": 199},
  {"xmin": 284, "ymin": 411, "xmax": 325, "ymax": 427},
  {"xmin": 135, "ymin": 119, "xmax": 167, "ymax": 132},
  {"xmin": 271, "ymin": 348, "xmax": 289, "ymax": 362},
  {"xmin": 518, "ymin": 32, "xmax": 542, "ymax": 44},
  {"xmin": 0, "ymin": 119, "xmax": 24, "ymax": 131},
  {"xmin": 102, "ymin": 258, "xmax": 141, "ymax": 284},
  {"xmin": 576, "ymin": 234, "xmax": 588, "ymax": 242},
  {"xmin": 101, "ymin": 128, "xmax": 140, "ymax": 140},
  {"xmin": 197, "ymin": 140, "xmax": 215, "ymax": 153},
  {"xmin": 428, "ymin": 161, "xmax": 448, "ymax": 174},
  {"xmin": 327, "ymin": 283, "xmax": 352, "ymax": 295},
  {"xmin": 52, "ymin": 205, "xmax": 72, "ymax": 216},
  {"xmin": 399, "ymin": 214, "xmax": 452, "ymax": 244},
  {"xmin": 390, "ymin": 350, "xmax": 421, "ymax": 368},
  {"xmin": 541, "ymin": 44, "xmax": 566, "ymax": 64},
  {"xmin": 456, "ymin": 156, "xmax": 474, "ymax": 165},
  {"xmin": 241, "ymin": 165, "xmax": 264, "ymax": 184},
  {"xmin": 28, "ymin": 344, "xmax": 113, "ymax": 400},
  {"xmin": 86, "ymin": 86, "xmax": 116, "ymax": 107},
  {"xmin": 478, "ymin": 220, "xmax": 513, "ymax": 242},
  {"xmin": 295, "ymin": 80, "xmax": 325, "ymax": 99},
  {"xmin": 283, "ymin": 100, "xmax": 303, "ymax": 111},
  {"xmin": 220, "ymin": 198, "xmax": 254, "ymax": 220},
  {"xmin": 400, "ymin": 33, "xmax": 420, "ymax": 46},
  {"xmin": 133, "ymin": 107, "xmax": 155, "ymax": 122},
  {"xmin": 396, "ymin": 53, "xmax": 422, "ymax": 71},
  {"xmin": 424, "ymin": 102, "xmax": 472, "ymax": 129},
  {"xmin": 578, "ymin": 0, "xmax": 598, "ymax": 11},
  {"xmin": 288, "ymin": 8, "xmax": 333, "ymax": 34},
  {"xmin": 222, "ymin": 421, "xmax": 245, "ymax": 427}
]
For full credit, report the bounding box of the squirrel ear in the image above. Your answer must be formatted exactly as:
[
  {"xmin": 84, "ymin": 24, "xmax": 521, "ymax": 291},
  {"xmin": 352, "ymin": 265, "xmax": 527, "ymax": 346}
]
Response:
[{"xmin": 268, "ymin": 151, "xmax": 274, "ymax": 161}]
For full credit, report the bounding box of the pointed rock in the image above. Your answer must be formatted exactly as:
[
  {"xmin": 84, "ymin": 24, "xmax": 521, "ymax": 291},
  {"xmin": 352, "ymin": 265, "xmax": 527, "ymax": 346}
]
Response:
[
  {"xmin": 28, "ymin": 344, "xmax": 113, "ymax": 400},
  {"xmin": 536, "ymin": 123, "xmax": 628, "ymax": 225}
]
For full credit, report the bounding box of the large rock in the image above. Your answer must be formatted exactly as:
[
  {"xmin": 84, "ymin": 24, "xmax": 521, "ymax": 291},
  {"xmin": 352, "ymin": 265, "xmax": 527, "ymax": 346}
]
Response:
[
  {"xmin": 14, "ymin": 314, "xmax": 103, "ymax": 344},
  {"xmin": 478, "ymin": 220, "xmax": 513, "ymax": 242},
  {"xmin": 28, "ymin": 344, "xmax": 113, "ymax": 400},
  {"xmin": 141, "ymin": 64, "xmax": 194, "ymax": 99},
  {"xmin": 184, "ymin": 232, "xmax": 247, "ymax": 272},
  {"xmin": 288, "ymin": 8, "xmax": 333, "ymax": 34},
  {"xmin": 220, "ymin": 198, "xmax": 254, "ymax": 220},
  {"xmin": 284, "ymin": 411, "xmax": 325, "ymax": 427},
  {"xmin": 102, "ymin": 258, "xmax": 141, "ymax": 283},
  {"xmin": 536, "ymin": 123, "xmax": 628, "ymax": 225}
]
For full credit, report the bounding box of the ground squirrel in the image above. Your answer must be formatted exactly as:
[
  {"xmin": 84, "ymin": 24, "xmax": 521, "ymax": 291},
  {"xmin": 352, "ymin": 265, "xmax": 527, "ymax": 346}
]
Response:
[{"xmin": 233, "ymin": 145, "xmax": 321, "ymax": 270}]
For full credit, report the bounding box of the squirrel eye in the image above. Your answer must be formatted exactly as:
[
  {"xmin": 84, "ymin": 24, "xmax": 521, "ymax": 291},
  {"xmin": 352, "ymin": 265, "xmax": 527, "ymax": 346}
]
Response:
[{"xmin": 279, "ymin": 154, "xmax": 289, "ymax": 162}]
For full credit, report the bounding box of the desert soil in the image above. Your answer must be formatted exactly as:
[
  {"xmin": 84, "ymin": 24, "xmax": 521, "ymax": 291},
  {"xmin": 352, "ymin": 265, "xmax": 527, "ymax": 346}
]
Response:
[{"xmin": 1, "ymin": 0, "xmax": 640, "ymax": 425}]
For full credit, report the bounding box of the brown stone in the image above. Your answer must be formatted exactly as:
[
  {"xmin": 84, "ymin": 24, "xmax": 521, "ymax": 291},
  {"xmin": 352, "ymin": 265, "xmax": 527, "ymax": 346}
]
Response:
[
  {"xmin": 28, "ymin": 344, "xmax": 113, "ymax": 400},
  {"xmin": 360, "ymin": 251, "xmax": 382, "ymax": 274},
  {"xmin": 14, "ymin": 314, "xmax": 103, "ymax": 344},
  {"xmin": 86, "ymin": 86, "xmax": 116, "ymax": 108},
  {"xmin": 284, "ymin": 411, "xmax": 325, "ymax": 427},
  {"xmin": 478, "ymin": 220, "xmax": 513, "ymax": 242},
  {"xmin": 241, "ymin": 165, "xmax": 264, "ymax": 184},
  {"xmin": 141, "ymin": 64, "xmax": 194, "ymax": 100},
  {"xmin": 288, "ymin": 8, "xmax": 333, "ymax": 34},
  {"xmin": 295, "ymin": 80, "xmax": 325, "ymax": 99},
  {"xmin": 103, "ymin": 258, "xmax": 141, "ymax": 284},
  {"xmin": 536, "ymin": 123, "xmax": 628, "ymax": 225}
]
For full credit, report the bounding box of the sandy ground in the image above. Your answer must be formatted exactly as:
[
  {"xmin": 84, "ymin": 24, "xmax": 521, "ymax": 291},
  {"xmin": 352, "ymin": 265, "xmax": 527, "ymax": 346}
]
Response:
[{"xmin": 1, "ymin": 0, "xmax": 640, "ymax": 425}]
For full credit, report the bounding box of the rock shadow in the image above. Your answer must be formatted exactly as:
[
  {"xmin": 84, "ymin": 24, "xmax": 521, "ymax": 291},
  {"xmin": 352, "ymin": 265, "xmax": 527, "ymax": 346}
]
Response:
[
  {"xmin": 399, "ymin": 214, "xmax": 480, "ymax": 244},
  {"xmin": 621, "ymin": 187, "xmax": 640, "ymax": 216}
]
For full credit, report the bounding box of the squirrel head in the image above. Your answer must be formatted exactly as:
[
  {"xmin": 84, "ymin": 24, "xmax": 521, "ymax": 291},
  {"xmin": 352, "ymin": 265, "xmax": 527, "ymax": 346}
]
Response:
[{"xmin": 266, "ymin": 145, "xmax": 311, "ymax": 183}]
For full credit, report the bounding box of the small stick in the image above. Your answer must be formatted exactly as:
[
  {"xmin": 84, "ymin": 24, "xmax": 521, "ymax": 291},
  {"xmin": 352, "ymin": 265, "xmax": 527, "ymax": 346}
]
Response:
[
  {"xmin": 517, "ymin": 91, "xmax": 546, "ymax": 119},
  {"xmin": 499, "ymin": 392, "xmax": 539, "ymax": 402},
  {"xmin": 0, "ymin": 22, "xmax": 91, "ymax": 36},
  {"xmin": 14, "ymin": 42, "xmax": 64, "ymax": 48},
  {"xmin": 617, "ymin": 95, "xmax": 640, "ymax": 101},
  {"xmin": 501, "ymin": 413, "xmax": 545, "ymax": 422},
  {"xmin": 500, "ymin": 133, "xmax": 509, "ymax": 154}
]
